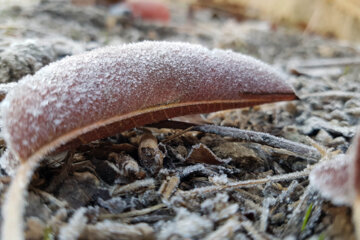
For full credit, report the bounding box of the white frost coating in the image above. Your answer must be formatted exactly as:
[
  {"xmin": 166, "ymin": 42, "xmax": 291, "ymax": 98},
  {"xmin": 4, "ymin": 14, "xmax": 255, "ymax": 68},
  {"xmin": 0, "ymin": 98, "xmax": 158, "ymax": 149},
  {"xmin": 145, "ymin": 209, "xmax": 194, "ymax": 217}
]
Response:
[
  {"xmin": 82, "ymin": 221, "xmax": 154, "ymax": 239},
  {"xmin": 0, "ymin": 41, "xmax": 293, "ymax": 161},
  {"xmin": 201, "ymin": 193, "xmax": 229, "ymax": 212},
  {"xmin": 204, "ymin": 218, "xmax": 242, "ymax": 240},
  {"xmin": 111, "ymin": 178, "xmax": 155, "ymax": 195},
  {"xmin": 0, "ymin": 150, "xmax": 19, "ymax": 176},
  {"xmin": 157, "ymin": 208, "xmax": 213, "ymax": 240},
  {"xmin": 309, "ymin": 154, "xmax": 354, "ymax": 205},
  {"xmin": 201, "ymin": 193, "xmax": 239, "ymax": 221},
  {"xmin": 97, "ymin": 197, "xmax": 127, "ymax": 214},
  {"xmin": 211, "ymin": 174, "xmax": 229, "ymax": 185},
  {"xmin": 59, "ymin": 207, "xmax": 87, "ymax": 240},
  {"xmin": 260, "ymin": 197, "xmax": 276, "ymax": 232}
]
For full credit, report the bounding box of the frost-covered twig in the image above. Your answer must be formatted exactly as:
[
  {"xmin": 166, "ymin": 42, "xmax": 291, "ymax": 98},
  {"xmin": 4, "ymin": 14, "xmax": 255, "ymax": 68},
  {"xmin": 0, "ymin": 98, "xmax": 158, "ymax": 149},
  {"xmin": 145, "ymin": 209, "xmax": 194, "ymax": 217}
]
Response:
[
  {"xmin": 301, "ymin": 90, "xmax": 360, "ymax": 100},
  {"xmin": 204, "ymin": 217, "xmax": 242, "ymax": 240},
  {"xmin": 241, "ymin": 221, "xmax": 269, "ymax": 240},
  {"xmin": 293, "ymin": 57, "xmax": 360, "ymax": 68},
  {"xmin": 193, "ymin": 125, "xmax": 321, "ymax": 160},
  {"xmin": 99, "ymin": 203, "xmax": 166, "ymax": 220},
  {"xmin": 111, "ymin": 178, "xmax": 155, "ymax": 196},
  {"xmin": 59, "ymin": 208, "xmax": 87, "ymax": 240},
  {"xmin": 180, "ymin": 168, "xmax": 311, "ymax": 197}
]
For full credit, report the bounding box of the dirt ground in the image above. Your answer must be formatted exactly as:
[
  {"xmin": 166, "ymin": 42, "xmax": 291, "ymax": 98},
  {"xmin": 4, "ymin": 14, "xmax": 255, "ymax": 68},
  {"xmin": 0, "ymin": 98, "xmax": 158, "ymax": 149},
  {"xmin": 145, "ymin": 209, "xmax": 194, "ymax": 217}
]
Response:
[{"xmin": 0, "ymin": 1, "xmax": 359, "ymax": 239}]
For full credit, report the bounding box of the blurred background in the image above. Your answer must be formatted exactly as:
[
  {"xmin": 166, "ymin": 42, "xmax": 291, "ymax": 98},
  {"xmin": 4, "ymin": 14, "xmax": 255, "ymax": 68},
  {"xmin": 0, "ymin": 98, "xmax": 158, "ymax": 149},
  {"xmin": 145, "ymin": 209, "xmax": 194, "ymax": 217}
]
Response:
[{"xmin": 1, "ymin": 0, "xmax": 360, "ymax": 42}]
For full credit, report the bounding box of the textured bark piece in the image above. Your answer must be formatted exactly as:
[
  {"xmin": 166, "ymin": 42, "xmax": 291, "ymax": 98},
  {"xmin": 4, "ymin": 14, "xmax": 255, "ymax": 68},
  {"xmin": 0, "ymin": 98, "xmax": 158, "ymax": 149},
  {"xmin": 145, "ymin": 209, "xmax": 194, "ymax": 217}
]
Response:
[
  {"xmin": 1, "ymin": 41, "xmax": 296, "ymax": 240},
  {"xmin": 138, "ymin": 132, "xmax": 164, "ymax": 174}
]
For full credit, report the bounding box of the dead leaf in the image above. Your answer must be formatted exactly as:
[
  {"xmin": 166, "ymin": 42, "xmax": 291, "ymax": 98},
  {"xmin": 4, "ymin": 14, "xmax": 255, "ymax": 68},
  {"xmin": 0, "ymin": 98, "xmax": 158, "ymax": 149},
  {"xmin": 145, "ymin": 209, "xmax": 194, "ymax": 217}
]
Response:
[{"xmin": 186, "ymin": 143, "xmax": 231, "ymax": 165}]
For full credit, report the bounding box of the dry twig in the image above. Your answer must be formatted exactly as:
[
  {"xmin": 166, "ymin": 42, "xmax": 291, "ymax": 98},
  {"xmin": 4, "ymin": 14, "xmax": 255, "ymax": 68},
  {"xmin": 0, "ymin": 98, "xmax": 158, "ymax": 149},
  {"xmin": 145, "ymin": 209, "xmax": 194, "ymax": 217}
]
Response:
[{"xmin": 193, "ymin": 125, "xmax": 321, "ymax": 160}]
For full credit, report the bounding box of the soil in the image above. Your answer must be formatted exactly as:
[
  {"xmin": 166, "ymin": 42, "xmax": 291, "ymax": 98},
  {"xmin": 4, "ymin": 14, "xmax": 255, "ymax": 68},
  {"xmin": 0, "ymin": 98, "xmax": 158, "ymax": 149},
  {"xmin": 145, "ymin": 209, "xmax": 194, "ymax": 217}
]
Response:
[{"xmin": 0, "ymin": 1, "xmax": 359, "ymax": 239}]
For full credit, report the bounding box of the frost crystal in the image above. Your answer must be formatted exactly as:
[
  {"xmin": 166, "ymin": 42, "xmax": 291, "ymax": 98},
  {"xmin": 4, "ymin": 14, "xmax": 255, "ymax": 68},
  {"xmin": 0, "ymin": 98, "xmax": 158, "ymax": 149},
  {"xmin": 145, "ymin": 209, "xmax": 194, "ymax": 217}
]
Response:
[
  {"xmin": 0, "ymin": 150, "xmax": 19, "ymax": 176},
  {"xmin": 157, "ymin": 207, "xmax": 213, "ymax": 239},
  {"xmin": 59, "ymin": 207, "xmax": 87, "ymax": 240},
  {"xmin": 211, "ymin": 174, "xmax": 229, "ymax": 185}
]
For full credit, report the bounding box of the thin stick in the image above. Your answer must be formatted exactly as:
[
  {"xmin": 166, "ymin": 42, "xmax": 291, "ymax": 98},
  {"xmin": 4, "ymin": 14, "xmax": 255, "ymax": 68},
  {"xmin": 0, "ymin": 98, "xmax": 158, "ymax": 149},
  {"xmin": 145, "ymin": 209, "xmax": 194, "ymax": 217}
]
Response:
[
  {"xmin": 301, "ymin": 91, "xmax": 360, "ymax": 99},
  {"xmin": 99, "ymin": 203, "xmax": 166, "ymax": 220},
  {"xmin": 294, "ymin": 57, "xmax": 360, "ymax": 68},
  {"xmin": 180, "ymin": 168, "xmax": 311, "ymax": 197},
  {"xmin": 193, "ymin": 125, "xmax": 321, "ymax": 160},
  {"xmin": 241, "ymin": 221, "xmax": 270, "ymax": 240},
  {"xmin": 161, "ymin": 126, "xmax": 195, "ymax": 143}
]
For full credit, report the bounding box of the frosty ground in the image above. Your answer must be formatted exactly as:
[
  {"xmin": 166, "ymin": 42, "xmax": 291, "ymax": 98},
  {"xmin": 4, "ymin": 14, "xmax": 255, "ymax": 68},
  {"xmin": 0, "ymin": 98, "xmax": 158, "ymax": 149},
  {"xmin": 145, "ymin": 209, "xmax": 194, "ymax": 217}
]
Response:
[{"xmin": 0, "ymin": 1, "xmax": 359, "ymax": 239}]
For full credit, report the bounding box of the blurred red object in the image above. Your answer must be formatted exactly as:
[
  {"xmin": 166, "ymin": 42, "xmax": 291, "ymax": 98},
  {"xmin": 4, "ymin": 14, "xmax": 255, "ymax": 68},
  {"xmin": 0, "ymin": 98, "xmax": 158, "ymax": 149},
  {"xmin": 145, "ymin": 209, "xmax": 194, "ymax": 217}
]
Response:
[{"xmin": 125, "ymin": 0, "xmax": 170, "ymax": 22}]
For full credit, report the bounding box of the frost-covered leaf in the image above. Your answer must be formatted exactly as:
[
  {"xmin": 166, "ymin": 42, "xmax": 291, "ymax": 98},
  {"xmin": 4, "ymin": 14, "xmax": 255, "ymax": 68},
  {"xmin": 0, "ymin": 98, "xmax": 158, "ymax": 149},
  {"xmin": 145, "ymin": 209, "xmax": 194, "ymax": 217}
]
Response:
[
  {"xmin": 186, "ymin": 143, "xmax": 231, "ymax": 165},
  {"xmin": 309, "ymin": 154, "xmax": 353, "ymax": 205},
  {"xmin": 1, "ymin": 41, "xmax": 296, "ymax": 240},
  {"xmin": 310, "ymin": 131, "xmax": 360, "ymax": 206},
  {"xmin": 2, "ymin": 41, "xmax": 296, "ymax": 163}
]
